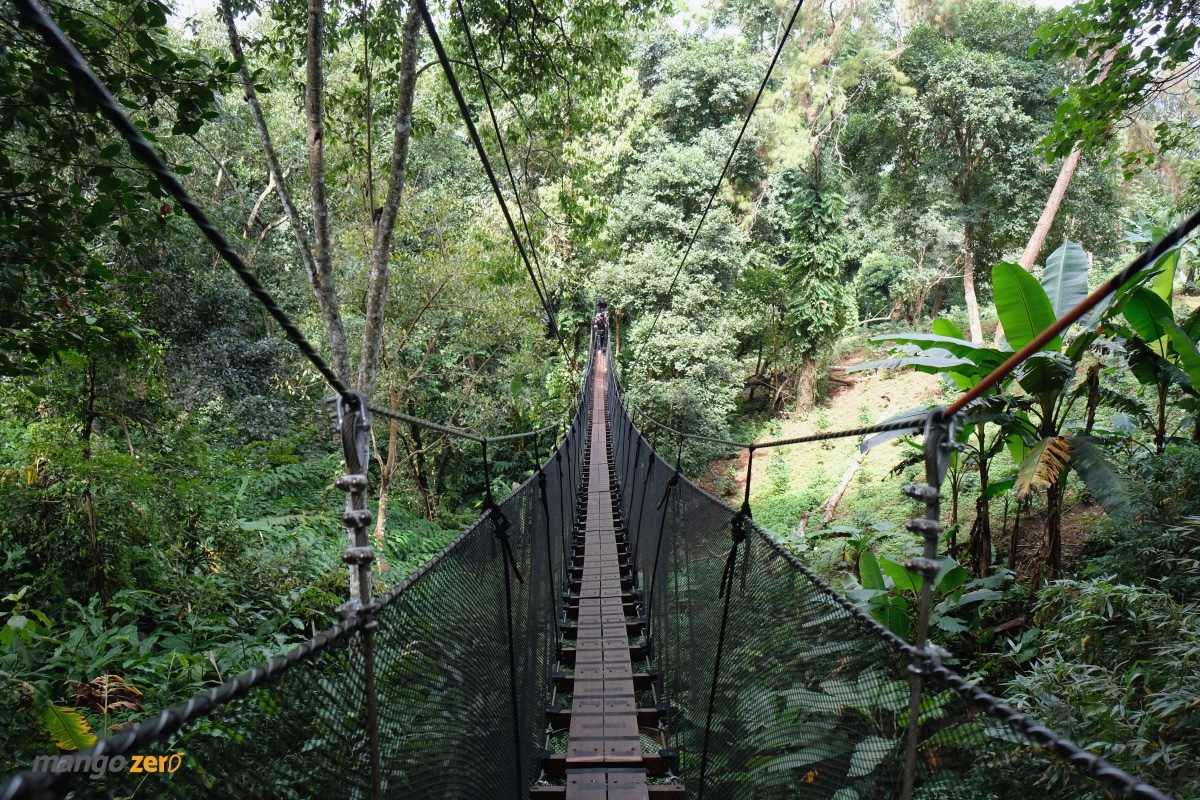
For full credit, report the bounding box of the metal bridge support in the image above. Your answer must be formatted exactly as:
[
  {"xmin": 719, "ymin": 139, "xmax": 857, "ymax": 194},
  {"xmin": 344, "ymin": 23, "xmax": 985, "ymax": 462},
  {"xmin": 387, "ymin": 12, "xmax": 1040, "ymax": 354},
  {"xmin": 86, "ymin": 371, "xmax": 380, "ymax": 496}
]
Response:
[
  {"xmin": 900, "ymin": 409, "xmax": 960, "ymax": 800},
  {"xmin": 335, "ymin": 391, "xmax": 383, "ymax": 800}
]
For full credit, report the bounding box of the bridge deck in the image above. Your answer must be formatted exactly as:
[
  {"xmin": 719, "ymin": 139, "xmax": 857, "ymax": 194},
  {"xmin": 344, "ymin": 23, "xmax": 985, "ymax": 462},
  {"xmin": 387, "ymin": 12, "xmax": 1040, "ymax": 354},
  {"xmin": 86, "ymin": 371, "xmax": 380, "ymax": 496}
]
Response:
[{"xmin": 564, "ymin": 358, "xmax": 649, "ymax": 800}]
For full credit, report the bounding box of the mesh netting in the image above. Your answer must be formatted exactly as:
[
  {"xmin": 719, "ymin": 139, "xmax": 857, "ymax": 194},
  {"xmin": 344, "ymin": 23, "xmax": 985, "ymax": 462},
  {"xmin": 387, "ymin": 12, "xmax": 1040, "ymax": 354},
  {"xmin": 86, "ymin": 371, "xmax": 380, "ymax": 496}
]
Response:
[
  {"xmin": 606, "ymin": 358, "xmax": 1168, "ymax": 800},
  {"xmin": 1, "ymin": 375, "xmax": 589, "ymax": 800},
  {"xmin": 2, "ymin": 342, "xmax": 1171, "ymax": 800}
]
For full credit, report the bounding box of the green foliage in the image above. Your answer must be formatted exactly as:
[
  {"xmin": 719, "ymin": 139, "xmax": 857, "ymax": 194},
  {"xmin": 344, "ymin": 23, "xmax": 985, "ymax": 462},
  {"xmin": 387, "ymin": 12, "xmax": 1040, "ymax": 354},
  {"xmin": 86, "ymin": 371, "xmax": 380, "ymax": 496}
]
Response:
[
  {"xmin": 1009, "ymin": 578, "xmax": 1200, "ymax": 795},
  {"xmin": 855, "ymin": 251, "xmax": 911, "ymax": 320},
  {"xmin": 1034, "ymin": 0, "xmax": 1200, "ymax": 171},
  {"xmin": 0, "ymin": 0, "xmax": 236, "ymax": 375}
]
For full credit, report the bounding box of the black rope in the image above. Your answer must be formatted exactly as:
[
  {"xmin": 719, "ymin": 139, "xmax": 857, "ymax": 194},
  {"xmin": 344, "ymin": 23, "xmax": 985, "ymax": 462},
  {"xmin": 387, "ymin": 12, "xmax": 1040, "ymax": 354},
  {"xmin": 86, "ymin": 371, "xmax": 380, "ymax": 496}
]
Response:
[
  {"xmin": 368, "ymin": 403, "xmax": 556, "ymax": 445},
  {"xmin": 644, "ymin": 466, "xmax": 680, "ymax": 649},
  {"xmin": 554, "ymin": 434, "xmax": 570, "ymax": 587},
  {"xmin": 454, "ymin": 0, "xmax": 555, "ymax": 328},
  {"xmin": 13, "ymin": 0, "xmax": 351, "ymax": 398},
  {"xmin": 413, "ymin": 0, "xmax": 566, "ymax": 357},
  {"xmin": 641, "ymin": 0, "xmax": 808, "ymax": 349},
  {"xmin": 481, "ymin": 440, "xmax": 524, "ymax": 585},
  {"xmin": 535, "ymin": 454, "xmax": 561, "ymax": 655},
  {"xmin": 633, "ymin": 440, "xmax": 656, "ymax": 574},
  {"xmin": 634, "ymin": 395, "xmax": 923, "ymax": 450},
  {"xmin": 478, "ymin": 438, "xmax": 525, "ymax": 798}
]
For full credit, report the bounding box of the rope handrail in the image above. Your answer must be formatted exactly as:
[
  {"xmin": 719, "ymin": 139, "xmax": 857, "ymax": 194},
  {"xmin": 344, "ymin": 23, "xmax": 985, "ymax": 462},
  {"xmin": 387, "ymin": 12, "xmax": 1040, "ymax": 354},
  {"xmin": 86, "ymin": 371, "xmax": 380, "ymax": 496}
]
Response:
[
  {"xmin": 612, "ymin": 367, "xmax": 923, "ymax": 451},
  {"xmin": 367, "ymin": 403, "xmax": 557, "ymax": 445}
]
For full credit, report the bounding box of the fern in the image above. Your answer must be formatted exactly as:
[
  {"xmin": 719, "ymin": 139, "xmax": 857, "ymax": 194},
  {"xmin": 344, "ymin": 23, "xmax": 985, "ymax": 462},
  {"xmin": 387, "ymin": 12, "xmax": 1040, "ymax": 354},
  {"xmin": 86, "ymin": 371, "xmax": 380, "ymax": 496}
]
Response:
[{"xmin": 41, "ymin": 705, "xmax": 96, "ymax": 751}]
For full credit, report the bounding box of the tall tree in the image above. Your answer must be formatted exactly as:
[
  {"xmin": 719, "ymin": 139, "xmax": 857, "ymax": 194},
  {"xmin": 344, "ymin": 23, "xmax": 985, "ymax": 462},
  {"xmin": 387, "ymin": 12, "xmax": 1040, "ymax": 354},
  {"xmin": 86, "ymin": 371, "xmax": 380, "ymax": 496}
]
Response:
[{"xmin": 847, "ymin": 3, "xmax": 1060, "ymax": 342}]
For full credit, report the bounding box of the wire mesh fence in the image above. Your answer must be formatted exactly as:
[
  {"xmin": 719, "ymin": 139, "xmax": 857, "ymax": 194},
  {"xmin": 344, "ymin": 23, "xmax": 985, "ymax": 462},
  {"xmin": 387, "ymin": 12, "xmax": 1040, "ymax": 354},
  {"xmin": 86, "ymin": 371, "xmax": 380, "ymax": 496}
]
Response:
[{"xmin": 607, "ymin": 354, "xmax": 1169, "ymax": 800}]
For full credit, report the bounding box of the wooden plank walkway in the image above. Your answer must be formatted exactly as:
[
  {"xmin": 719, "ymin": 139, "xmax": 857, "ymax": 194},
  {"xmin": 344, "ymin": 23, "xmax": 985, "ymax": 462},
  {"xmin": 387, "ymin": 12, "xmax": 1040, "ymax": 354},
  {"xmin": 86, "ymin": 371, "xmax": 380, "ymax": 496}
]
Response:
[{"xmin": 564, "ymin": 357, "xmax": 649, "ymax": 800}]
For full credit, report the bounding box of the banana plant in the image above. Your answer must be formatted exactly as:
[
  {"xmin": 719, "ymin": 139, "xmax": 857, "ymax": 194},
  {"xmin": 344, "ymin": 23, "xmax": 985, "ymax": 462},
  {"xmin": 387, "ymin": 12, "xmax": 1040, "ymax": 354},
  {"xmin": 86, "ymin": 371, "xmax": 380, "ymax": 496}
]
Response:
[
  {"xmin": 850, "ymin": 315, "xmax": 1021, "ymax": 576},
  {"xmin": 1107, "ymin": 281, "xmax": 1200, "ymax": 451},
  {"xmin": 993, "ymin": 241, "xmax": 1131, "ymax": 584}
]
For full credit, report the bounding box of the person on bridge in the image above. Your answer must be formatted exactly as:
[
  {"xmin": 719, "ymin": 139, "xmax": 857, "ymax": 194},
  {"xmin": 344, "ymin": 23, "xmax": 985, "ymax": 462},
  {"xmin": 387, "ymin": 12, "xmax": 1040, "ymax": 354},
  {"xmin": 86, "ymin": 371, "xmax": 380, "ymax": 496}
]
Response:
[{"xmin": 593, "ymin": 310, "xmax": 608, "ymax": 350}]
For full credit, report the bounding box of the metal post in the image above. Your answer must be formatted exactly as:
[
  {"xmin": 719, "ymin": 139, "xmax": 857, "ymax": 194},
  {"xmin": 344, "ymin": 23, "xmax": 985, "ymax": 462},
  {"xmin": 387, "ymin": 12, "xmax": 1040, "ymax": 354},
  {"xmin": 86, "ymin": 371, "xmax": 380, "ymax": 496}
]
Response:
[
  {"xmin": 334, "ymin": 391, "xmax": 382, "ymax": 800},
  {"xmin": 900, "ymin": 409, "xmax": 959, "ymax": 800}
]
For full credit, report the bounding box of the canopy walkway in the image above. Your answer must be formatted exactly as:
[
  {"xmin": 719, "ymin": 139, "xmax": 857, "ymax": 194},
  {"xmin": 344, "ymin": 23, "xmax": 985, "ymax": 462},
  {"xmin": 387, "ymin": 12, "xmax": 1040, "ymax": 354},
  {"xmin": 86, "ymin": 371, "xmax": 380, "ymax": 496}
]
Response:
[{"xmin": 2, "ymin": 1, "xmax": 1194, "ymax": 798}]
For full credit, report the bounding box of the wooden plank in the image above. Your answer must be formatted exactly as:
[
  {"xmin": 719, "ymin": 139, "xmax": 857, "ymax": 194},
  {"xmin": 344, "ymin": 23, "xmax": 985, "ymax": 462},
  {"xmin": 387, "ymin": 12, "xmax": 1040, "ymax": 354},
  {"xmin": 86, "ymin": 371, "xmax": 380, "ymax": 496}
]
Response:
[{"xmin": 562, "ymin": 358, "xmax": 651, "ymax": 795}]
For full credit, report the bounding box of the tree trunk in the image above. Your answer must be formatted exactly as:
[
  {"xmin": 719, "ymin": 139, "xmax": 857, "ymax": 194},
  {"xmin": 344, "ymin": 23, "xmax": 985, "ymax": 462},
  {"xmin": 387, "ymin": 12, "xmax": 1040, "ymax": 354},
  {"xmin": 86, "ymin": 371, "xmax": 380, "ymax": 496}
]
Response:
[
  {"xmin": 82, "ymin": 353, "xmax": 103, "ymax": 599},
  {"xmin": 221, "ymin": 0, "xmax": 350, "ymax": 381},
  {"xmin": 962, "ymin": 219, "xmax": 984, "ymax": 344},
  {"xmin": 1023, "ymin": 146, "xmax": 1083, "ymax": 270},
  {"xmin": 409, "ymin": 401, "xmax": 436, "ymax": 520},
  {"xmin": 357, "ymin": 1, "xmax": 424, "ymax": 403},
  {"xmin": 1155, "ymin": 381, "xmax": 1168, "ymax": 454},
  {"xmin": 372, "ymin": 388, "xmax": 403, "ymax": 562},
  {"xmin": 926, "ymin": 282, "xmax": 944, "ymax": 322},
  {"xmin": 1045, "ymin": 482, "xmax": 1062, "ymax": 581},
  {"xmin": 1084, "ymin": 364, "xmax": 1100, "ymax": 435},
  {"xmin": 1009, "ymin": 497, "xmax": 1022, "ymax": 570},
  {"xmin": 968, "ymin": 427, "xmax": 992, "ymax": 576},
  {"xmin": 993, "ymin": 54, "xmax": 1112, "ymax": 345}
]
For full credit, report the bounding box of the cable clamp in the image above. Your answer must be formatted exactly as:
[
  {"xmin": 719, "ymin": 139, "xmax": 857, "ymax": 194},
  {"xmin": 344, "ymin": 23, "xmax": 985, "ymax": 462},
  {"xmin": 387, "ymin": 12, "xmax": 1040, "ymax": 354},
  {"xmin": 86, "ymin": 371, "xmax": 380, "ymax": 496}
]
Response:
[
  {"xmin": 905, "ymin": 518, "xmax": 942, "ymax": 538},
  {"xmin": 335, "ymin": 391, "xmax": 371, "ymax": 475},
  {"xmin": 730, "ymin": 505, "xmax": 750, "ymax": 545},
  {"xmin": 903, "ymin": 556, "xmax": 940, "ymax": 579},
  {"xmin": 342, "ymin": 509, "xmax": 374, "ymax": 529},
  {"xmin": 342, "ymin": 546, "xmax": 376, "ymax": 566},
  {"xmin": 907, "ymin": 643, "xmax": 950, "ymax": 677},
  {"xmin": 901, "ymin": 483, "xmax": 940, "ymax": 503},
  {"xmin": 484, "ymin": 497, "xmax": 524, "ymax": 584}
]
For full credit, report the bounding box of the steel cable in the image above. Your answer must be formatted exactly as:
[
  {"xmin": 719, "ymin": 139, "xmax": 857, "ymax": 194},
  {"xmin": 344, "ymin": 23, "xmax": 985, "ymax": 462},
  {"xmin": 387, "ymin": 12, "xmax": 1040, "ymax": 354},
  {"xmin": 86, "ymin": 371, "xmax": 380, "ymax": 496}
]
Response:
[
  {"xmin": 13, "ymin": 0, "xmax": 351, "ymax": 398},
  {"xmin": 641, "ymin": 0, "xmax": 808, "ymax": 349},
  {"xmin": 414, "ymin": 0, "xmax": 567, "ymax": 359}
]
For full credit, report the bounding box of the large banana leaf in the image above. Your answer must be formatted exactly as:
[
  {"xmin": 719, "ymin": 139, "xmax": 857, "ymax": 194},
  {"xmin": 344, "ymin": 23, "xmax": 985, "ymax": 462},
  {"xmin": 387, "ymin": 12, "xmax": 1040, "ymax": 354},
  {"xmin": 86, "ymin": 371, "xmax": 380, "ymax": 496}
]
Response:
[
  {"xmin": 1149, "ymin": 247, "xmax": 1180, "ymax": 303},
  {"xmin": 1069, "ymin": 436, "xmax": 1130, "ymax": 515},
  {"xmin": 993, "ymin": 262, "xmax": 1061, "ymax": 352},
  {"xmin": 1041, "ymin": 240, "xmax": 1090, "ymax": 319},
  {"xmin": 1014, "ymin": 351, "xmax": 1074, "ymax": 397},
  {"xmin": 860, "ymin": 550, "xmax": 886, "ymax": 590},
  {"xmin": 1120, "ymin": 287, "xmax": 1174, "ymax": 357},
  {"xmin": 847, "ymin": 353, "xmax": 975, "ymax": 375},
  {"xmin": 870, "ymin": 333, "xmax": 1007, "ymax": 368},
  {"xmin": 932, "ymin": 318, "xmax": 966, "ymax": 339},
  {"xmin": 1164, "ymin": 318, "xmax": 1200, "ymax": 387},
  {"xmin": 1015, "ymin": 436, "xmax": 1071, "ymax": 499}
]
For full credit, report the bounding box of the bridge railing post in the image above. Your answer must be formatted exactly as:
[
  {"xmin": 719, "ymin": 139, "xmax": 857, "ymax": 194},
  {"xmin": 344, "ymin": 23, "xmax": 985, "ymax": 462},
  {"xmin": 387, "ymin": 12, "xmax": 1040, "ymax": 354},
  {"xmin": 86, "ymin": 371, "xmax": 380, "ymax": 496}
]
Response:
[
  {"xmin": 900, "ymin": 408, "xmax": 960, "ymax": 800},
  {"xmin": 334, "ymin": 391, "xmax": 382, "ymax": 800}
]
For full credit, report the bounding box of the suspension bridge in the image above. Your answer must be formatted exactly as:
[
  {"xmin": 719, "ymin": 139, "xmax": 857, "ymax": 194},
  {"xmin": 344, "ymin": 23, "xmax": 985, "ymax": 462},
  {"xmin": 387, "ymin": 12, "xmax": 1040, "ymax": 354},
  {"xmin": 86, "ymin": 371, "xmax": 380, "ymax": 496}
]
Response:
[{"xmin": 4, "ymin": 0, "xmax": 1197, "ymax": 797}]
